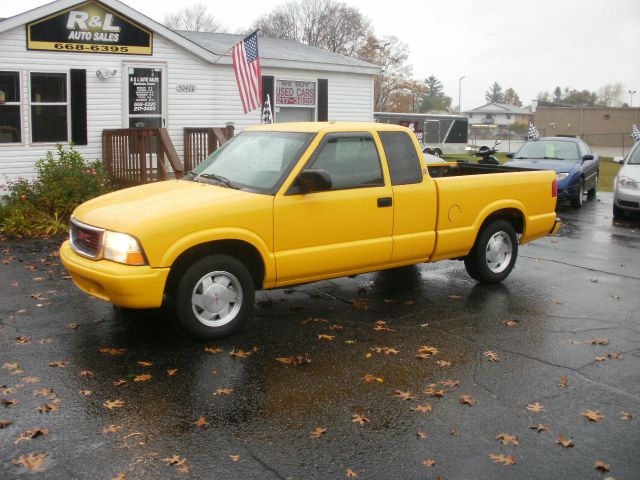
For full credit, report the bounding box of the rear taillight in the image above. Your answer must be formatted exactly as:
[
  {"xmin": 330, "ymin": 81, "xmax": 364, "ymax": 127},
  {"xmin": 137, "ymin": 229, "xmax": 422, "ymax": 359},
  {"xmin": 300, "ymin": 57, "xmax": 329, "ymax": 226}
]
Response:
[{"xmin": 551, "ymin": 179, "xmax": 558, "ymax": 198}]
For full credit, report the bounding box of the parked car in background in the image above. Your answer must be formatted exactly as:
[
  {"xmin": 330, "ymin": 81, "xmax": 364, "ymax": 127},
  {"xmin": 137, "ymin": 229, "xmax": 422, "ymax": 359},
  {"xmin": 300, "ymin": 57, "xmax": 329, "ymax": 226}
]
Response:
[
  {"xmin": 613, "ymin": 143, "xmax": 640, "ymax": 218},
  {"xmin": 505, "ymin": 137, "xmax": 598, "ymax": 208}
]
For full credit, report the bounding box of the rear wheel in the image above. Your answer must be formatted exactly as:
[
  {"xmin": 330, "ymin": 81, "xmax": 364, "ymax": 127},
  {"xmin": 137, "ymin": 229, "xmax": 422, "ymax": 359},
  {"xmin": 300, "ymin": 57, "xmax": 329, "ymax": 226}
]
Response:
[
  {"xmin": 174, "ymin": 254, "xmax": 255, "ymax": 340},
  {"xmin": 464, "ymin": 220, "xmax": 518, "ymax": 284},
  {"xmin": 571, "ymin": 179, "xmax": 584, "ymax": 208},
  {"xmin": 433, "ymin": 148, "xmax": 443, "ymax": 157},
  {"xmin": 587, "ymin": 173, "xmax": 598, "ymax": 200}
]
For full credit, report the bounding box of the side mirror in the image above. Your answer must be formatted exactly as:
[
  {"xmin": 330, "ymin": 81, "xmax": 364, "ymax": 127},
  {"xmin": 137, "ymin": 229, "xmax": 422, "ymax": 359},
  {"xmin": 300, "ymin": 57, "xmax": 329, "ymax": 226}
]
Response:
[
  {"xmin": 582, "ymin": 154, "xmax": 594, "ymax": 161},
  {"xmin": 293, "ymin": 169, "xmax": 332, "ymax": 194},
  {"xmin": 495, "ymin": 139, "xmax": 502, "ymax": 146},
  {"xmin": 613, "ymin": 155, "xmax": 624, "ymax": 164},
  {"xmin": 506, "ymin": 153, "xmax": 514, "ymax": 158}
]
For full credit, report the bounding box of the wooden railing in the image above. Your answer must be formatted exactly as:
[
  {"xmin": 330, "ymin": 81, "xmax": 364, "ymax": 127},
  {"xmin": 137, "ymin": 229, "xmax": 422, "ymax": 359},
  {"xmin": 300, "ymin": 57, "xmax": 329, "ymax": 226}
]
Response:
[
  {"xmin": 102, "ymin": 128, "xmax": 184, "ymax": 188},
  {"xmin": 184, "ymin": 125, "xmax": 235, "ymax": 171}
]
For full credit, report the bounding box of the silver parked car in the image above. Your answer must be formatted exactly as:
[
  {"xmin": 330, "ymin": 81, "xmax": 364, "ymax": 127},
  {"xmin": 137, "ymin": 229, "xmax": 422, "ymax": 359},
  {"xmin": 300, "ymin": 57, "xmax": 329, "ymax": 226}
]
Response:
[{"xmin": 613, "ymin": 143, "xmax": 640, "ymax": 217}]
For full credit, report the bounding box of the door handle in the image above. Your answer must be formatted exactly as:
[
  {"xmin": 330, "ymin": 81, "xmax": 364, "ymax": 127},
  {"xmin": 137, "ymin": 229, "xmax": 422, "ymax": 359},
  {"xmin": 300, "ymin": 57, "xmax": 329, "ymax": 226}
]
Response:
[{"xmin": 377, "ymin": 197, "xmax": 392, "ymax": 208}]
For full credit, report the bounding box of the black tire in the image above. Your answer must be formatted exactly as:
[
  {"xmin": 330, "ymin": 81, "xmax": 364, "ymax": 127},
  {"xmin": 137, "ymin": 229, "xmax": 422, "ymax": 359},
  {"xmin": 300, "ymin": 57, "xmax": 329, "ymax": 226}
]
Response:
[
  {"xmin": 571, "ymin": 179, "xmax": 584, "ymax": 208},
  {"xmin": 433, "ymin": 148, "xmax": 443, "ymax": 157},
  {"xmin": 464, "ymin": 220, "xmax": 518, "ymax": 284},
  {"xmin": 587, "ymin": 173, "xmax": 598, "ymax": 200},
  {"xmin": 613, "ymin": 203, "xmax": 625, "ymax": 219},
  {"xmin": 174, "ymin": 254, "xmax": 255, "ymax": 340}
]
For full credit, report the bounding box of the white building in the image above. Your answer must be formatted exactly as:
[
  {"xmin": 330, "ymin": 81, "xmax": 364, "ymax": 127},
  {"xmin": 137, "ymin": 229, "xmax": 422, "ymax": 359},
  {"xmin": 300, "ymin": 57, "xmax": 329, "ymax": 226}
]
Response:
[
  {"xmin": 463, "ymin": 103, "xmax": 532, "ymax": 128},
  {"xmin": 0, "ymin": 0, "xmax": 379, "ymax": 180}
]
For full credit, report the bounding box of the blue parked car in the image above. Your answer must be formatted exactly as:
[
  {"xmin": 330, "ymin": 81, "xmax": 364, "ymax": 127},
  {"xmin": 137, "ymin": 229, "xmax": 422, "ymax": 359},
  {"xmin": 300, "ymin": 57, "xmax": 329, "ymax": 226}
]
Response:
[{"xmin": 505, "ymin": 137, "xmax": 599, "ymax": 208}]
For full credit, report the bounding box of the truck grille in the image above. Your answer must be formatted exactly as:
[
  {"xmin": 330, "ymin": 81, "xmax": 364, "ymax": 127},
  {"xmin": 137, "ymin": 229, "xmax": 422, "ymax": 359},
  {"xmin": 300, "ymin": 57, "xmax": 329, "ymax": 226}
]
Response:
[{"xmin": 70, "ymin": 219, "xmax": 104, "ymax": 259}]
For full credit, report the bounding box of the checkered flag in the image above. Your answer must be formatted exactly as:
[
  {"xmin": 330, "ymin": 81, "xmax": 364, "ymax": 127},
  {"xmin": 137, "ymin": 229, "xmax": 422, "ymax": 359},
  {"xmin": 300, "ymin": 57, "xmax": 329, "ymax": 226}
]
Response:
[
  {"xmin": 632, "ymin": 124, "xmax": 640, "ymax": 142},
  {"xmin": 527, "ymin": 122, "xmax": 540, "ymax": 140},
  {"xmin": 262, "ymin": 94, "xmax": 273, "ymax": 124}
]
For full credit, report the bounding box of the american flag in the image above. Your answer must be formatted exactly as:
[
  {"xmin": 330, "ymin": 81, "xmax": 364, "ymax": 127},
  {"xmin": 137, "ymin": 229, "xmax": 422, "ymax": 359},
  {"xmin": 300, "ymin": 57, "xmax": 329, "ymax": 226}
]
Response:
[
  {"xmin": 527, "ymin": 122, "xmax": 540, "ymax": 140},
  {"xmin": 232, "ymin": 31, "xmax": 262, "ymax": 114},
  {"xmin": 262, "ymin": 94, "xmax": 273, "ymax": 124},
  {"xmin": 632, "ymin": 124, "xmax": 640, "ymax": 142}
]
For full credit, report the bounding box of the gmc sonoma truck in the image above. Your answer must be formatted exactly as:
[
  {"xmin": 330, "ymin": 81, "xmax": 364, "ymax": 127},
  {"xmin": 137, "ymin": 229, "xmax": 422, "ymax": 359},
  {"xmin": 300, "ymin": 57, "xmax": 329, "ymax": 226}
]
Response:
[{"xmin": 61, "ymin": 122, "xmax": 560, "ymax": 339}]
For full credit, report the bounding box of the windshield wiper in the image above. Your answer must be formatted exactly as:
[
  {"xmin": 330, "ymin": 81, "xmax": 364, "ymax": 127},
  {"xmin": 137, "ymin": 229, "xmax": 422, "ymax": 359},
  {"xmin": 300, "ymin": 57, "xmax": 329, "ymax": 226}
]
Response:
[
  {"xmin": 196, "ymin": 173, "xmax": 238, "ymax": 189},
  {"xmin": 515, "ymin": 156, "xmax": 564, "ymax": 160}
]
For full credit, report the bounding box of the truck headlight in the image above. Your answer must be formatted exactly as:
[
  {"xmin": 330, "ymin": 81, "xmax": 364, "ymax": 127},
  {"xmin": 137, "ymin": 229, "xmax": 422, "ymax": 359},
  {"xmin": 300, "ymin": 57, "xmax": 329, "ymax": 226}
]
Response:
[
  {"xmin": 617, "ymin": 176, "xmax": 638, "ymax": 190},
  {"xmin": 102, "ymin": 231, "xmax": 146, "ymax": 265},
  {"xmin": 556, "ymin": 172, "xmax": 569, "ymax": 182}
]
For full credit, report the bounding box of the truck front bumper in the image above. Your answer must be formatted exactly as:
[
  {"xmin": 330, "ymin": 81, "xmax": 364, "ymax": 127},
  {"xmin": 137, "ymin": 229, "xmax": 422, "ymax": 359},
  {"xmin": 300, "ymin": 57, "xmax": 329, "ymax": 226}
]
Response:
[{"xmin": 60, "ymin": 240, "xmax": 169, "ymax": 309}]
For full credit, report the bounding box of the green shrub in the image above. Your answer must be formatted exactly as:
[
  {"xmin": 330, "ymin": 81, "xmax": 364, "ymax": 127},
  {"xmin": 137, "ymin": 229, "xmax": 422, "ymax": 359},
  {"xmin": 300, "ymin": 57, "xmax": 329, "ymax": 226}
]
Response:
[{"xmin": 0, "ymin": 145, "xmax": 113, "ymax": 237}]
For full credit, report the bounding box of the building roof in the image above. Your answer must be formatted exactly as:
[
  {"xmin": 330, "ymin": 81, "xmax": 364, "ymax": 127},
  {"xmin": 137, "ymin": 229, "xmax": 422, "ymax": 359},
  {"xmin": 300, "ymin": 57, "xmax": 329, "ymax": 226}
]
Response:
[
  {"xmin": 463, "ymin": 103, "xmax": 532, "ymax": 115},
  {"xmin": 178, "ymin": 31, "xmax": 378, "ymax": 72},
  {"xmin": 0, "ymin": 0, "xmax": 380, "ymax": 75}
]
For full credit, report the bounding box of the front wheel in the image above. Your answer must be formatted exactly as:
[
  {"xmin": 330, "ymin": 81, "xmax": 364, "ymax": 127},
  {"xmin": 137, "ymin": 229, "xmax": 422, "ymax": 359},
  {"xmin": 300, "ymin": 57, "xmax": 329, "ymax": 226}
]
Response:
[
  {"xmin": 464, "ymin": 220, "xmax": 518, "ymax": 284},
  {"xmin": 571, "ymin": 179, "xmax": 584, "ymax": 208},
  {"xmin": 433, "ymin": 148, "xmax": 443, "ymax": 157},
  {"xmin": 174, "ymin": 255, "xmax": 255, "ymax": 340}
]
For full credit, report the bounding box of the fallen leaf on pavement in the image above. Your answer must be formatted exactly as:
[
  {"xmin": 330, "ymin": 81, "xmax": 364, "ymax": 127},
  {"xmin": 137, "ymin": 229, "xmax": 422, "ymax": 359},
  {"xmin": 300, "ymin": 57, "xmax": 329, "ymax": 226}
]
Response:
[
  {"xmin": 594, "ymin": 461, "xmax": 610, "ymax": 472},
  {"xmin": 394, "ymin": 390, "xmax": 415, "ymax": 401},
  {"xmin": 460, "ymin": 395, "xmax": 478, "ymax": 406},
  {"xmin": 103, "ymin": 425, "xmax": 122, "ymax": 433},
  {"xmin": 230, "ymin": 348, "xmax": 252, "ymax": 358},
  {"xmin": 503, "ymin": 319, "xmax": 520, "ymax": 326},
  {"xmin": 48, "ymin": 361, "xmax": 67, "ymax": 368},
  {"xmin": 530, "ymin": 424, "xmax": 549, "ymax": 433},
  {"xmin": 103, "ymin": 399, "xmax": 125, "ymax": 409},
  {"xmin": 36, "ymin": 403, "xmax": 59, "ymax": 413},
  {"xmin": 79, "ymin": 371, "xmax": 93, "ymax": 377},
  {"xmin": 621, "ymin": 411, "xmax": 632, "ymax": 420},
  {"xmin": 317, "ymin": 334, "xmax": 336, "ymax": 341},
  {"xmin": 204, "ymin": 347, "xmax": 223, "ymax": 354},
  {"xmin": 556, "ymin": 434, "xmax": 574, "ymax": 448},
  {"xmin": 417, "ymin": 429, "xmax": 428, "ymax": 439},
  {"xmin": 422, "ymin": 459, "xmax": 437, "ymax": 467},
  {"xmin": 0, "ymin": 419, "xmax": 13, "ymax": 428},
  {"xmin": 496, "ymin": 433, "xmax": 519, "ymax": 446},
  {"xmin": 411, "ymin": 404, "xmax": 433, "ymax": 413},
  {"xmin": 230, "ymin": 455, "xmax": 240, "ymax": 462},
  {"xmin": 352, "ymin": 299, "xmax": 368, "ymax": 310},
  {"xmin": 582, "ymin": 409, "xmax": 604, "ymax": 422},
  {"xmin": 346, "ymin": 468, "xmax": 358, "ymax": 478},
  {"xmin": 194, "ymin": 416, "xmax": 208, "ymax": 427},
  {"xmin": 11, "ymin": 452, "xmax": 48, "ymax": 472},
  {"xmin": 361, "ymin": 374, "xmax": 383, "ymax": 383},
  {"xmin": 351, "ymin": 413, "xmax": 370, "ymax": 425},
  {"xmin": 167, "ymin": 369, "xmax": 179, "ymax": 376},
  {"xmin": 133, "ymin": 374, "xmax": 152, "ymax": 382},
  {"xmin": 213, "ymin": 388, "xmax": 233, "ymax": 395},
  {"xmin": 22, "ymin": 377, "xmax": 40, "ymax": 384},
  {"xmin": 559, "ymin": 376, "xmax": 568, "ymax": 388},
  {"xmin": 14, "ymin": 428, "xmax": 49, "ymax": 444},
  {"xmin": 490, "ymin": 454, "xmax": 516, "ymax": 465},
  {"xmin": 483, "ymin": 351, "xmax": 500, "ymax": 362},
  {"xmin": 275, "ymin": 354, "xmax": 311, "ymax": 366},
  {"xmin": 79, "ymin": 389, "xmax": 92, "ymax": 396},
  {"xmin": 15, "ymin": 336, "xmax": 31, "ymax": 345},
  {"xmin": 137, "ymin": 361, "xmax": 153, "ymax": 367},
  {"xmin": 440, "ymin": 379, "xmax": 460, "ymax": 388},
  {"xmin": 310, "ymin": 427, "xmax": 327, "ymax": 438},
  {"xmin": 99, "ymin": 348, "xmax": 127, "ymax": 356},
  {"xmin": 424, "ymin": 387, "xmax": 445, "ymax": 397},
  {"xmin": 113, "ymin": 379, "xmax": 127, "ymax": 386},
  {"xmin": 588, "ymin": 338, "xmax": 609, "ymax": 346},
  {"xmin": 436, "ymin": 360, "xmax": 452, "ymax": 367},
  {"xmin": 527, "ymin": 402, "xmax": 545, "ymax": 413},
  {"xmin": 370, "ymin": 347, "xmax": 399, "ymax": 355}
]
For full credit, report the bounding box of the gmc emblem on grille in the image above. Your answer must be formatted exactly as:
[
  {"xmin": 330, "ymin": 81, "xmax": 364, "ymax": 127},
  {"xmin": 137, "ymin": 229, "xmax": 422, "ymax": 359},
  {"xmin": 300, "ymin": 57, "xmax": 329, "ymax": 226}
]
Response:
[{"xmin": 78, "ymin": 230, "xmax": 91, "ymax": 243}]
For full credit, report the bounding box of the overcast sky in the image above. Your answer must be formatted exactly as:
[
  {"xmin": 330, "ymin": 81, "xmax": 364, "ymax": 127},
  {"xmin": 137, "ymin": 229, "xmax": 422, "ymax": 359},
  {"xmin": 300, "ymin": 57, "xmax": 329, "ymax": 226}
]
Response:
[{"xmin": 5, "ymin": 0, "xmax": 640, "ymax": 110}]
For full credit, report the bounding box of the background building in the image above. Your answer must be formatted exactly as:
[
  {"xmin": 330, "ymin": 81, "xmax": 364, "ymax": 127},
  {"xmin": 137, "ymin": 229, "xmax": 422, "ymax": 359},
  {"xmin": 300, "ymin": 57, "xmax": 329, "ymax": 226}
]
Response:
[
  {"xmin": 0, "ymin": 0, "xmax": 379, "ymax": 180},
  {"xmin": 463, "ymin": 103, "xmax": 532, "ymax": 128}
]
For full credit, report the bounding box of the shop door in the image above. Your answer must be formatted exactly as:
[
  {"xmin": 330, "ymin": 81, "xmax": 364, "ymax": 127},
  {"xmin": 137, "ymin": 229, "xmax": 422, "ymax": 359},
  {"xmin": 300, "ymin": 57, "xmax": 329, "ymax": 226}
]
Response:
[{"xmin": 125, "ymin": 65, "xmax": 166, "ymax": 129}]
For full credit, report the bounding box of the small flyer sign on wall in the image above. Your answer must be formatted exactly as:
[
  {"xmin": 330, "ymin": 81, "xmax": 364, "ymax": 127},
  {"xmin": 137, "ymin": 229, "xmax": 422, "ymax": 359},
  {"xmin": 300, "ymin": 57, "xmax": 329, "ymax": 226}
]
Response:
[
  {"xmin": 129, "ymin": 68, "xmax": 161, "ymax": 114},
  {"xmin": 275, "ymin": 80, "xmax": 316, "ymax": 106},
  {"xmin": 27, "ymin": 1, "xmax": 152, "ymax": 55}
]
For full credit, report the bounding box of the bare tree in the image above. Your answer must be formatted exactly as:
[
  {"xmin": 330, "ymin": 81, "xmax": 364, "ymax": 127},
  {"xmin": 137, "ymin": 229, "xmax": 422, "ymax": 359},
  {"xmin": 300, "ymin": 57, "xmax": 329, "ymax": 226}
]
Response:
[
  {"xmin": 164, "ymin": 4, "xmax": 224, "ymax": 32},
  {"xmin": 253, "ymin": 0, "xmax": 371, "ymax": 56},
  {"xmin": 598, "ymin": 82, "xmax": 625, "ymax": 107}
]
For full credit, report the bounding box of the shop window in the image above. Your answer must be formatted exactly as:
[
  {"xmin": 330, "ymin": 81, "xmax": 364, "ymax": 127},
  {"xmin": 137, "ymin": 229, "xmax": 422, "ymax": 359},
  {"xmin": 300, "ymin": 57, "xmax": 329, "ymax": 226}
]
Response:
[
  {"xmin": 30, "ymin": 72, "xmax": 68, "ymax": 143},
  {"xmin": 0, "ymin": 71, "xmax": 21, "ymax": 143}
]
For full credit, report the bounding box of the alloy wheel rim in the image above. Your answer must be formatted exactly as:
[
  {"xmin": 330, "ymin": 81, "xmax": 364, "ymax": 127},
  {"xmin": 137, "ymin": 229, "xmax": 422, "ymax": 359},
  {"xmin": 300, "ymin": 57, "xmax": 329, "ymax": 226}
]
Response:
[
  {"xmin": 191, "ymin": 271, "xmax": 243, "ymax": 327},
  {"xmin": 485, "ymin": 231, "xmax": 513, "ymax": 274}
]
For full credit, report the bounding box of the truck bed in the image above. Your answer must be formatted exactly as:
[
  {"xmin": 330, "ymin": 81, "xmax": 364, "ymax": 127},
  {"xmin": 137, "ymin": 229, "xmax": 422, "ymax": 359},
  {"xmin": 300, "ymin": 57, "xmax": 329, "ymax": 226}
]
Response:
[{"xmin": 427, "ymin": 162, "xmax": 535, "ymax": 178}]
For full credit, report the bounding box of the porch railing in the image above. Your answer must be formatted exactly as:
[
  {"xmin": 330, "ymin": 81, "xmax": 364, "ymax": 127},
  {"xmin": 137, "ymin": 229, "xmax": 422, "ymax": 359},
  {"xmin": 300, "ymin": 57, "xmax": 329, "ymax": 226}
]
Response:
[
  {"xmin": 184, "ymin": 125, "xmax": 235, "ymax": 171},
  {"xmin": 102, "ymin": 128, "xmax": 183, "ymax": 188}
]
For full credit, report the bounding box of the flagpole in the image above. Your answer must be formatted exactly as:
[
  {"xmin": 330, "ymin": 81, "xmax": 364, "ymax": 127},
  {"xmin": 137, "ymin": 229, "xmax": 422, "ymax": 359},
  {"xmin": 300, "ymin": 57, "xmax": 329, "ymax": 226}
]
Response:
[{"xmin": 212, "ymin": 29, "xmax": 260, "ymax": 64}]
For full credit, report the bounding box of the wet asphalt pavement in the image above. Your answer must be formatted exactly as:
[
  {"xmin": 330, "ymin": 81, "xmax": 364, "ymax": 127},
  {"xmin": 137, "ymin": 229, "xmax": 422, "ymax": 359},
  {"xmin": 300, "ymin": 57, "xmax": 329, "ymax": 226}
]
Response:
[{"xmin": 1, "ymin": 192, "xmax": 639, "ymax": 480}]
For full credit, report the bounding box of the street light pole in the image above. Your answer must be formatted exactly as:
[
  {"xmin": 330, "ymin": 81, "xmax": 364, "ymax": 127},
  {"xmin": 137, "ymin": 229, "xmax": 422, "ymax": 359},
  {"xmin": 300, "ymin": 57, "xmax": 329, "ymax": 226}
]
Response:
[
  {"xmin": 629, "ymin": 90, "xmax": 637, "ymax": 107},
  {"xmin": 458, "ymin": 75, "xmax": 466, "ymax": 113}
]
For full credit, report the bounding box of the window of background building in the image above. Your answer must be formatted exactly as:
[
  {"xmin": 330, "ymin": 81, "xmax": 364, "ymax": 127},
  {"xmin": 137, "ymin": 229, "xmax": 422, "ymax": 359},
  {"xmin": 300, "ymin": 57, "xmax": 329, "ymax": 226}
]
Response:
[
  {"xmin": 0, "ymin": 71, "xmax": 21, "ymax": 143},
  {"xmin": 31, "ymin": 72, "xmax": 68, "ymax": 143}
]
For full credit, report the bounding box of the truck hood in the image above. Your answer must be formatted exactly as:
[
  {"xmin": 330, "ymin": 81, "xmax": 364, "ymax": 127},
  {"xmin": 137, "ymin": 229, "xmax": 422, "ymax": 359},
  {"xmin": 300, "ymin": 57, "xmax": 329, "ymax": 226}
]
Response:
[
  {"xmin": 74, "ymin": 180, "xmax": 250, "ymax": 232},
  {"xmin": 504, "ymin": 159, "xmax": 578, "ymax": 173}
]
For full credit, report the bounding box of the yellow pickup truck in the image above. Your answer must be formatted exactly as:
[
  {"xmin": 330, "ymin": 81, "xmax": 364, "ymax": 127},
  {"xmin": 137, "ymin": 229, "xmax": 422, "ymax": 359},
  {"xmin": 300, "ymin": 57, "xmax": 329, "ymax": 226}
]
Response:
[{"xmin": 61, "ymin": 122, "xmax": 560, "ymax": 339}]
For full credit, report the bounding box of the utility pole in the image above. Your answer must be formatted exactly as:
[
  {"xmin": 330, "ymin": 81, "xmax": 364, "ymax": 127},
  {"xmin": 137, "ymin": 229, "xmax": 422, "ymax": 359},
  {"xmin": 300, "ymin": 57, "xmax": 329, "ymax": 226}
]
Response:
[
  {"xmin": 458, "ymin": 75, "xmax": 466, "ymax": 113},
  {"xmin": 629, "ymin": 90, "xmax": 637, "ymax": 107}
]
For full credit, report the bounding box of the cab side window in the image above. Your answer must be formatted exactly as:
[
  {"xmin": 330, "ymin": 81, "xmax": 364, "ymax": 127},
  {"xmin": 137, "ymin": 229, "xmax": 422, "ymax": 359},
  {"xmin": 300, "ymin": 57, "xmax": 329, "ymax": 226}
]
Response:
[
  {"xmin": 378, "ymin": 131, "xmax": 423, "ymax": 185},
  {"xmin": 309, "ymin": 134, "xmax": 384, "ymax": 189}
]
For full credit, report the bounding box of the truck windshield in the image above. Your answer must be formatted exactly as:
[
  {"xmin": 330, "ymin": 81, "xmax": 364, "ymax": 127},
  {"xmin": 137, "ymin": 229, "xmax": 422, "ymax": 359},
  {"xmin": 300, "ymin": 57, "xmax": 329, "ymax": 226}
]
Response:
[
  {"xmin": 187, "ymin": 131, "xmax": 313, "ymax": 193},
  {"xmin": 515, "ymin": 140, "xmax": 579, "ymax": 161}
]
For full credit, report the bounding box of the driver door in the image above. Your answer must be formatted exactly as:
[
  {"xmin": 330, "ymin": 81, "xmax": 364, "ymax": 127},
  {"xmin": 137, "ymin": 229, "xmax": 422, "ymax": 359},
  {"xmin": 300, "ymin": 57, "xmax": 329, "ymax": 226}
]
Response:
[{"xmin": 273, "ymin": 132, "xmax": 393, "ymax": 284}]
